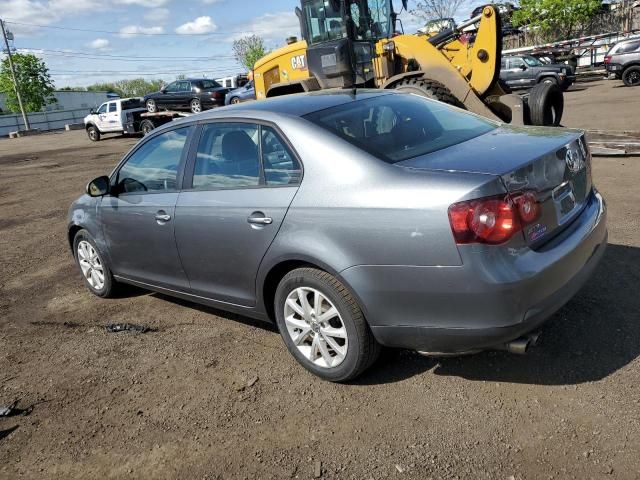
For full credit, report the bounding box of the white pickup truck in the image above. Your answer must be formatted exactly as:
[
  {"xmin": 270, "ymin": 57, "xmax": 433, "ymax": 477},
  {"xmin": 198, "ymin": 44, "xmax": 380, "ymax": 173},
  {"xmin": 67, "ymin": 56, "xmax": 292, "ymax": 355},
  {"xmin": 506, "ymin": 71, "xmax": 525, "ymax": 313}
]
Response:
[{"xmin": 83, "ymin": 98, "xmax": 184, "ymax": 141}]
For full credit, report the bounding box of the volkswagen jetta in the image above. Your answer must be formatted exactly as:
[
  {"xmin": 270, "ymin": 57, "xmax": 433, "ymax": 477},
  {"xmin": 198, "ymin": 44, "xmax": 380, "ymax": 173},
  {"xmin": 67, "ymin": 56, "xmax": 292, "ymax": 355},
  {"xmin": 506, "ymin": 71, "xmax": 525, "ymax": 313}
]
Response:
[{"xmin": 68, "ymin": 90, "xmax": 607, "ymax": 381}]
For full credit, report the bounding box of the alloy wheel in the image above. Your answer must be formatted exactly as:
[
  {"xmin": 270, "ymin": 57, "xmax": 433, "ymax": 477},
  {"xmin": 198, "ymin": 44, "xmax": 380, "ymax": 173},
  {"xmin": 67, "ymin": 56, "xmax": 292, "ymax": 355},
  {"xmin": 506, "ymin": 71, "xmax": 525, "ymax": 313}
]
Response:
[
  {"xmin": 147, "ymin": 100, "xmax": 156, "ymax": 113},
  {"xmin": 77, "ymin": 240, "xmax": 105, "ymax": 290},
  {"xmin": 283, "ymin": 287, "xmax": 348, "ymax": 368},
  {"xmin": 191, "ymin": 99, "xmax": 201, "ymax": 113},
  {"xmin": 628, "ymin": 71, "xmax": 640, "ymax": 85}
]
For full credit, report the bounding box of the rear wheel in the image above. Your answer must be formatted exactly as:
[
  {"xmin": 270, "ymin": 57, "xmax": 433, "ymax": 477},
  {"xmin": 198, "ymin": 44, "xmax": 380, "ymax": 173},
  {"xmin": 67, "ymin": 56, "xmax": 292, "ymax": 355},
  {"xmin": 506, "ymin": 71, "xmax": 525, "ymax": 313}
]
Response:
[
  {"xmin": 622, "ymin": 66, "xmax": 640, "ymax": 87},
  {"xmin": 393, "ymin": 77, "xmax": 465, "ymax": 108},
  {"xmin": 274, "ymin": 268, "xmax": 380, "ymax": 382},
  {"xmin": 190, "ymin": 98, "xmax": 202, "ymax": 113},
  {"xmin": 527, "ymin": 82, "xmax": 564, "ymax": 126},
  {"xmin": 140, "ymin": 119, "xmax": 155, "ymax": 136},
  {"xmin": 146, "ymin": 99, "xmax": 157, "ymax": 113},
  {"xmin": 86, "ymin": 125, "xmax": 100, "ymax": 142}
]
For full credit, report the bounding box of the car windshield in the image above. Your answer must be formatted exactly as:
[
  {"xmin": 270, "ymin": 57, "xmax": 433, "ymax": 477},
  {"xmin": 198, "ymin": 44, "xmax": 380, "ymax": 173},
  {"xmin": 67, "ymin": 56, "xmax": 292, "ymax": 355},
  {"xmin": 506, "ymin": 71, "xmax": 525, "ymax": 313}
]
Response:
[
  {"xmin": 304, "ymin": 93, "xmax": 497, "ymax": 163},
  {"xmin": 523, "ymin": 55, "xmax": 543, "ymax": 67}
]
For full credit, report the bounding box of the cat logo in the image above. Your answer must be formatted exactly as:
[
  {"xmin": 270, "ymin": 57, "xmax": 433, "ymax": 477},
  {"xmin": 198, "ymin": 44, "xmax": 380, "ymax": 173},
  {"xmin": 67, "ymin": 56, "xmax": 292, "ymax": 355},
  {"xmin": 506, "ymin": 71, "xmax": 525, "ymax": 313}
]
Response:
[{"xmin": 291, "ymin": 54, "xmax": 307, "ymax": 70}]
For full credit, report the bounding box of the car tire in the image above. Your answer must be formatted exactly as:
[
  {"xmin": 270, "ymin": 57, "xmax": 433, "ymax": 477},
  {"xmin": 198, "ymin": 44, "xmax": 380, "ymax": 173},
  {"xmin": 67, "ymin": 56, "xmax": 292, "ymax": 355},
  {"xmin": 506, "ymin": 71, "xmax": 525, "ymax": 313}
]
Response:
[
  {"xmin": 146, "ymin": 99, "xmax": 157, "ymax": 113},
  {"xmin": 622, "ymin": 66, "xmax": 640, "ymax": 87},
  {"xmin": 394, "ymin": 77, "xmax": 465, "ymax": 109},
  {"xmin": 274, "ymin": 268, "xmax": 380, "ymax": 382},
  {"xmin": 540, "ymin": 76, "xmax": 559, "ymax": 86},
  {"xmin": 73, "ymin": 229, "xmax": 118, "ymax": 298},
  {"xmin": 86, "ymin": 125, "xmax": 101, "ymax": 142},
  {"xmin": 528, "ymin": 82, "xmax": 564, "ymax": 126},
  {"xmin": 190, "ymin": 98, "xmax": 202, "ymax": 113},
  {"xmin": 140, "ymin": 119, "xmax": 155, "ymax": 136},
  {"xmin": 230, "ymin": 96, "xmax": 241, "ymax": 105}
]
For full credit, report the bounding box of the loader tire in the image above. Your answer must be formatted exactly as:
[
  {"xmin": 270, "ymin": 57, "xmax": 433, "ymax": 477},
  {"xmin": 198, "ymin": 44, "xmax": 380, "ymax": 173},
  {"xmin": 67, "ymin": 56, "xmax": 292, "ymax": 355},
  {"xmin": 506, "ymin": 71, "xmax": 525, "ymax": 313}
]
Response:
[
  {"xmin": 394, "ymin": 78, "xmax": 465, "ymax": 109},
  {"xmin": 528, "ymin": 82, "xmax": 563, "ymax": 127}
]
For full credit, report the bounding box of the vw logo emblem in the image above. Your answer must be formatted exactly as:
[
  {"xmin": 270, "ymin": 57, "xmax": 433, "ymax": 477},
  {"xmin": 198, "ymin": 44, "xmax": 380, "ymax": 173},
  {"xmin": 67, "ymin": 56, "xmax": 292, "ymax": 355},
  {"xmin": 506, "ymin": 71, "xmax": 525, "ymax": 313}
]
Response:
[{"xmin": 565, "ymin": 148, "xmax": 581, "ymax": 173}]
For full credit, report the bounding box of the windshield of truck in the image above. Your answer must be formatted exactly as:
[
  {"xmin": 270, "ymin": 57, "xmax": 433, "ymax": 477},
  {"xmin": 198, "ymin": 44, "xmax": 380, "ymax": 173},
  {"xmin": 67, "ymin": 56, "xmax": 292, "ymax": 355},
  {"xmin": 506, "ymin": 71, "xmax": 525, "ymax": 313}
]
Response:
[
  {"xmin": 523, "ymin": 55, "xmax": 544, "ymax": 67},
  {"xmin": 350, "ymin": 1, "xmax": 392, "ymax": 40},
  {"xmin": 304, "ymin": 0, "xmax": 346, "ymax": 44}
]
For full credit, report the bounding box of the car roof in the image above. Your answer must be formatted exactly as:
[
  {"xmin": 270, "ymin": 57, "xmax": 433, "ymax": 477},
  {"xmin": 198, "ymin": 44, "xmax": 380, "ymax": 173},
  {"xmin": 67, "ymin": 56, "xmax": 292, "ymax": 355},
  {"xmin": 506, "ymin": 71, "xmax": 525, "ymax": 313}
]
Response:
[{"xmin": 202, "ymin": 89, "xmax": 395, "ymax": 118}]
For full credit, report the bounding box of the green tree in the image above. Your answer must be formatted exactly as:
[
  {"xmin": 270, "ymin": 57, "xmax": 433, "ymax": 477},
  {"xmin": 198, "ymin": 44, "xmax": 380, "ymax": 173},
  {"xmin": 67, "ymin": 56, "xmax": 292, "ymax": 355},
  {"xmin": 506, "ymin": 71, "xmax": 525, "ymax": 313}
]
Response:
[
  {"xmin": 232, "ymin": 35, "xmax": 269, "ymax": 71},
  {"xmin": 0, "ymin": 53, "xmax": 56, "ymax": 113},
  {"xmin": 512, "ymin": 0, "xmax": 603, "ymax": 41},
  {"xmin": 86, "ymin": 78, "xmax": 165, "ymax": 97}
]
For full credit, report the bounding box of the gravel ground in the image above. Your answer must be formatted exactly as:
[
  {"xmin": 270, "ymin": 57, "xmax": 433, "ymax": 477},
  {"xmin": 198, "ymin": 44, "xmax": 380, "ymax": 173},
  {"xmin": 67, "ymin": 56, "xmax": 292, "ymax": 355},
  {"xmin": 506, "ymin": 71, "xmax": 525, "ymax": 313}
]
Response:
[{"xmin": 0, "ymin": 80, "xmax": 639, "ymax": 480}]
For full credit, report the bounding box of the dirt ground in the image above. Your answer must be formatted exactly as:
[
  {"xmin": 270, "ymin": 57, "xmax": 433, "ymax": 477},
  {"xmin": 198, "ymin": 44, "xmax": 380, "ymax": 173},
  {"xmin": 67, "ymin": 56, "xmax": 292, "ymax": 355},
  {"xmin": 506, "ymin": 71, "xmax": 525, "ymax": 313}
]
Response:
[{"xmin": 0, "ymin": 79, "xmax": 639, "ymax": 480}]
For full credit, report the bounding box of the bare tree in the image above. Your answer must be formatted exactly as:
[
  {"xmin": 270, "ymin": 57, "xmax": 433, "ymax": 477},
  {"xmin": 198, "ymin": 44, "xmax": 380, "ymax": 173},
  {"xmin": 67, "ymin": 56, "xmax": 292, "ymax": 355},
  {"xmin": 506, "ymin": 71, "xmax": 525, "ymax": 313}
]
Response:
[{"xmin": 411, "ymin": 0, "xmax": 470, "ymax": 22}]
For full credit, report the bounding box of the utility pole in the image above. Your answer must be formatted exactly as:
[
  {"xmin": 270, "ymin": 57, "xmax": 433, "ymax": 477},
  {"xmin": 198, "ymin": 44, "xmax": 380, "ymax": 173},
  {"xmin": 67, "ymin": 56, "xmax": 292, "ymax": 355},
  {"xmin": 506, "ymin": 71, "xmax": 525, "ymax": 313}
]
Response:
[{"xmin": 1, "ymin": 18, "xmax": 30, "ymax": 130}]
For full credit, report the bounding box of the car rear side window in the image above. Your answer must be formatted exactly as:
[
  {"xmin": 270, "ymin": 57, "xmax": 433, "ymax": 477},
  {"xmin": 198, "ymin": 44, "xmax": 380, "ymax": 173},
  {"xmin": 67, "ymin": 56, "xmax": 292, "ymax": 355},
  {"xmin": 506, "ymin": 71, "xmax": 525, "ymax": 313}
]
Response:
[
  {"xmin": 192, "ymin": 123, "xmax": 260, "ymax": 189},
  {"xmin": 262, "ymin": 127, "xmax": 301, "ymax": 185},
  {"xmin": 108, "ymin": 103, "xmax": 117, "ymax": 113},
  {"xmin": 202, "ymin": 80, "xmax": 221, "ymax": 89},
  {"xmin": 619, "ymin": 41, "xmax": 640, "ymax": 53},
  {"xmin": 116, "ymin": 127, "xmax": 191, "ymax": 194},
  {"xmin": 304, "ymin": 94, "xmax": 496, "ymax": 163}
]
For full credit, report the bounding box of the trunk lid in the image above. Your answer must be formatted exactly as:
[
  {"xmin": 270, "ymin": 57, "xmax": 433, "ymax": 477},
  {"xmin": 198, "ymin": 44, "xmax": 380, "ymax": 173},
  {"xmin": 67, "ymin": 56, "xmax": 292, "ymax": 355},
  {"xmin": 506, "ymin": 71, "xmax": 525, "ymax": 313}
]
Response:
[{"xmin": 397, "ymin": 125, "xmax": 593, "ymax": 246}]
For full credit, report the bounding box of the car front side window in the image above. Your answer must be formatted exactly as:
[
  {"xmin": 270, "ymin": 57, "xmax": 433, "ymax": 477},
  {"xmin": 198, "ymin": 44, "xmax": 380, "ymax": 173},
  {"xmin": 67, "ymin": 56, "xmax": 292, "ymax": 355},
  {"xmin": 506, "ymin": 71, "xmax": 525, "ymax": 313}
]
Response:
[
  {"xmin": 116, "ymin": 126, "xmax": 192, "ymax": 194},
  {"xmin": 192, "ymin": 123, "xmax": 260, "ymax": 190},
  {"xmin": 97, "ymin": 103, "xmax": 107, "ymax": 114},
  {"xmin": 165, "ymin": 82, "xmax": 179, "ymax": 93}
]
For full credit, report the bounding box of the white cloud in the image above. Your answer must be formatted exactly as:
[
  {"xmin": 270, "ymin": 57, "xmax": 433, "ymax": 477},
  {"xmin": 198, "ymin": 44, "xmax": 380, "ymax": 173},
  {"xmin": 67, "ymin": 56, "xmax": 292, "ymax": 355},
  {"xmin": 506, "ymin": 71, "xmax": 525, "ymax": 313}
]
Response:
[
  {"xmin": 144, "ymin": 7, "xmax": 170, "ymax": 24},
  {"xmin": 87, "ymin": 38, "xmax": 110, "ymax": 50},
  {"xmin": 115, "ymin": 0, "xmax": 169, "ymax": 6},
  {"xmin": 201, "ymin": 0, "xmax": 223, "ymax": 3},
  {"xmin": 175, "ymin": 16, "xmax": 217, "ymax": 35},
  {"xmin": 119, "ymin": 25, "xmax": 165, "ymax": 36},
  {"xmin": 230, "ymin": 11, "xmax": 300, "ymax": 44}
]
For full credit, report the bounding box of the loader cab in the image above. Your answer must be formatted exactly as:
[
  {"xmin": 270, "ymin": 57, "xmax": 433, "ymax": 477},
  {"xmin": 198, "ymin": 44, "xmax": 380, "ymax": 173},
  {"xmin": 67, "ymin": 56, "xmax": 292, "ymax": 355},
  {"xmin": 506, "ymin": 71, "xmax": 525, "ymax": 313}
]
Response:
[{"xmin": 297, "ymin": 0, "xmax": 403, "ymax": 89}]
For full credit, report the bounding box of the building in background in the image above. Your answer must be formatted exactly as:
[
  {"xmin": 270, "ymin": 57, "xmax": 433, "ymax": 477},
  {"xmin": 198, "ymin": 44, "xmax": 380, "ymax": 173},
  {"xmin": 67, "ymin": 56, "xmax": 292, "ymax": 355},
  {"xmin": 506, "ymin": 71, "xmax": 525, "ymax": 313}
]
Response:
[{"xmin": 0, "ymin": 90, "xmax": 114, "ymax": 114}]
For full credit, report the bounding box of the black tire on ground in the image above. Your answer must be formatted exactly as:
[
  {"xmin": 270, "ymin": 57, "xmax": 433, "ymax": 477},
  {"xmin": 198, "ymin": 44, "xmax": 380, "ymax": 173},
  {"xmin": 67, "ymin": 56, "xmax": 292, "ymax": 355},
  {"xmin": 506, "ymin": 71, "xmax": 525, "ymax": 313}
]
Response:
[
  {"xmin": 73, "ymin": 229, "xmax": 118, "ymax": 298},
  {"xmin": 393, "ymin": 77, "xmax": 465, "ymax": 109},
  {"xmin": 230, "ymin": 96, "xmax": 241, "ymax": 104},
  {"xmin": 86, "ymin": 125, "xmax": 100, "ymax": 142},
  {"xmin": 140, "ymin": 119, "xmax": 155, "ymax": 136},
  {"xmin": 528, "ymin": 82, "xmax": 564, "ymax": 126},
  {"xmin": 190, "ymin": 98, "xmax": 202, "ymax": 113},
  {"xmin": 146, "ymin": 99, "xmax": 157, "ymax": 113},
  {"xmin": 274, "ymin": 268, "xmax": 381, "ymax": 382},
  {"xmin": 622, "ymin": 66, "xmax": 640, "ymax": 87}
]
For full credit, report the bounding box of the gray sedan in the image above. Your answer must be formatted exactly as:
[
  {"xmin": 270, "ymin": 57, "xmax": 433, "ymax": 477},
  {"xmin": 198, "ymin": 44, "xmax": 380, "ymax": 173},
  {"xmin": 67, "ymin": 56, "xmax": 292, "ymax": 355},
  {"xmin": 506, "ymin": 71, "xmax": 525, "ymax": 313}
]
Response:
[{"xmin": 68, "ymin": 90, "xmax": 607, "ymax": 381}]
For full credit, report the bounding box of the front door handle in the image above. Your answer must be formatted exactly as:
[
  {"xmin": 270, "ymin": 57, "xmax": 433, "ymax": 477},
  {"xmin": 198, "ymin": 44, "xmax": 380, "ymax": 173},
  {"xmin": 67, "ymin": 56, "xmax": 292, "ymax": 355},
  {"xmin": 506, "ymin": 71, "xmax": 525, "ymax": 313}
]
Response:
[
  {"xmin": 247, "ymin": 216, "xmax": 273, "ymax": 225},
  {"xmin": 155, "ymin": 212, "xmax": 171, "ymax": 223}
]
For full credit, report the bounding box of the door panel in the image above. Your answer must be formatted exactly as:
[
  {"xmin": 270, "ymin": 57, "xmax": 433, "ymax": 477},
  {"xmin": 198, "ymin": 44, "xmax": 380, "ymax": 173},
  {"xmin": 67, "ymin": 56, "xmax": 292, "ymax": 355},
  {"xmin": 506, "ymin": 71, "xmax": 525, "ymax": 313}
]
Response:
[
  {"xmin": 100, "ymin": 193, "xmax": 189, "ymax": 289},
  {"xmin": 174, "ymin": 187, "xmax": 298, "ymax": 305}
]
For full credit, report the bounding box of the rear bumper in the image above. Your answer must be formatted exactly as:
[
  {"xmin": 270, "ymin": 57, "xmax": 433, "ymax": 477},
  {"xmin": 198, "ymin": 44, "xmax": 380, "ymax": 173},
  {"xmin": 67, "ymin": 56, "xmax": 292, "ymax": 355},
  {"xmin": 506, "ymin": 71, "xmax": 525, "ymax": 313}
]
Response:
[{"xmin": 342, "ymin": 190, "xmax": 607, "ymax": 353}]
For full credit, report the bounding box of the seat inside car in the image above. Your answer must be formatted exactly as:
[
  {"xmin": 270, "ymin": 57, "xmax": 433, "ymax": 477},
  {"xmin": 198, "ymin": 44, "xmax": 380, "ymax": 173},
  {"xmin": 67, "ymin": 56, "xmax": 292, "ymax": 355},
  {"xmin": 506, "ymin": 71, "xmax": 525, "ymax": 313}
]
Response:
[{"xmin": 220, "ymin": 130, "xmax": 259, "ymax": 178}]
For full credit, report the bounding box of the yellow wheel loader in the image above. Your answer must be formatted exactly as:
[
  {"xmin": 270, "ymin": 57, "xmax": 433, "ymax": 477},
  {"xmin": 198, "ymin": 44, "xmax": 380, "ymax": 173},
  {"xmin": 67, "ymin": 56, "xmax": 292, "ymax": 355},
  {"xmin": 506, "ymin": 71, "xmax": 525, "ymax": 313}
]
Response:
[{"xmin": 253, "ymin": 1, "xmax": 564, "ymax": 127}]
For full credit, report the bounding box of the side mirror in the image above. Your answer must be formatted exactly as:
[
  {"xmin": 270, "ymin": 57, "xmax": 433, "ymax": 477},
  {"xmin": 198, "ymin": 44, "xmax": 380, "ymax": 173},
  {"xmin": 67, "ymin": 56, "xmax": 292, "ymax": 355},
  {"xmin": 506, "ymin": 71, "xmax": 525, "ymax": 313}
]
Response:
[
  {"xmin": 86, "ymin": 176, "xmax": 110, "ymax": 197},
  {"xmin": 89, "ymin": 109, "xmax": 97, "ymax": 115},
  {"xmin": 520, "ymin": 64, "xmax": 527, "ymax": 70}
]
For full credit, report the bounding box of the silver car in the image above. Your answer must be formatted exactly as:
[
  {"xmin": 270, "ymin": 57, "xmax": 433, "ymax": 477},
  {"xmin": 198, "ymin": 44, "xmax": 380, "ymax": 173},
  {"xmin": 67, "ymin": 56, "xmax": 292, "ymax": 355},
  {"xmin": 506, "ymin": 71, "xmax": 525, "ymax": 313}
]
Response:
[{"xmin": 68, "ymin": 90, "xmax": 607, "ymax": 381}]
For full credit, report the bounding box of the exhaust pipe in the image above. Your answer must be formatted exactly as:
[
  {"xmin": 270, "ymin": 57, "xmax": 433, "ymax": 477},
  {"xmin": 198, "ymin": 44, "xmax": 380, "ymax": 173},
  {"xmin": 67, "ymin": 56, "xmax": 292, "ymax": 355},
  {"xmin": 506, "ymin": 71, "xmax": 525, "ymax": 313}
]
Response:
[{"xmin": 500, "ymin": 332, "xmax": 541, "ymax": 355}]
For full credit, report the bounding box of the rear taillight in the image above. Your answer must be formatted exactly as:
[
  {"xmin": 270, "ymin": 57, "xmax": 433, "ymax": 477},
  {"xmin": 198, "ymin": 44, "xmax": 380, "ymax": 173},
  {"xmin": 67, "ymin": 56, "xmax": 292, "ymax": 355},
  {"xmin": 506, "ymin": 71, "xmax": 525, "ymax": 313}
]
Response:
[
  {"xmin": 604, "ymin": 55, "xmax": 612, "ymax": 64},
  {"xmin": 448, "ymin": 192, "xmax": 540, "ymax": 245},
  {"xmin": 211, "ymin": 91, "xmax": 223, "ymax": 99}
]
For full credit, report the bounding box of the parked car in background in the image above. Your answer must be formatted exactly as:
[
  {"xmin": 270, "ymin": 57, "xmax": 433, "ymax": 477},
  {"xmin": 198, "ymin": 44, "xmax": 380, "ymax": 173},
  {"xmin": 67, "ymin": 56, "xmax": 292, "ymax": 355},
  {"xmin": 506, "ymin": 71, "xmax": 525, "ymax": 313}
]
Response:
[
  {"xmin": 604, "ymin": 37, "xmax": 640, "ymax": 87},
  {"xmin": 500, "ymin": 55, "xmax": 576, "ymax": 90},
  {"xmin": 143, "ymin": 79, "xmax": 230, "ymax": 114},
  {"xmin": 69, "ymin": 90, "xmax": 606, "ymax": 381},
  {"xmin": 225, "ymin": 80, "xmax": 255, "ymax": 105}
]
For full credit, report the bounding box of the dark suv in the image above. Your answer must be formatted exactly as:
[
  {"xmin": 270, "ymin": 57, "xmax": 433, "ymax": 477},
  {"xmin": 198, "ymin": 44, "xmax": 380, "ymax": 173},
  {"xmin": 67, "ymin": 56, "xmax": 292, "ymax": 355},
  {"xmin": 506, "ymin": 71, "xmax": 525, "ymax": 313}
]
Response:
[
  {"xmin": 604, "ymin": 37, "xmax": 640, "ymax": 87},
  {"xmin": 500, "ymin": 55, "xmax": 576, "ymax": 91},
  {"xmin": 144, "ymin": 78, "xmax": 230, "ymax": 114}
]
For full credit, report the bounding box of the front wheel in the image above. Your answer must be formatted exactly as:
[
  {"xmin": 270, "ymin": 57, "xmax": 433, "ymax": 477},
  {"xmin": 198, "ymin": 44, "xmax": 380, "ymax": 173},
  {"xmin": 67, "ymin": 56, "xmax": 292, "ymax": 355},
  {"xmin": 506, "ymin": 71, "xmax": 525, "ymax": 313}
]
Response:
[
  {"xmin": 230, "ymin": 96, "xmax": 241, "ymax": 105},
  {"xmin": 622, "ymin": 66, "xmax": 640, "ymax": 87},
  {"xmin": 86, "ymin": 125, "xmax": 100, "ymax": 142},
  {"xmin": 190, "ymin": 98, "xmax": 202, "ymax": 113},
  {"xmin": 274, "ymin": 268, "xmax": 380, "ymax": 382},
  {"xmin": 73, "ymin": 229, "xmax": 118, "ymax": 298}
]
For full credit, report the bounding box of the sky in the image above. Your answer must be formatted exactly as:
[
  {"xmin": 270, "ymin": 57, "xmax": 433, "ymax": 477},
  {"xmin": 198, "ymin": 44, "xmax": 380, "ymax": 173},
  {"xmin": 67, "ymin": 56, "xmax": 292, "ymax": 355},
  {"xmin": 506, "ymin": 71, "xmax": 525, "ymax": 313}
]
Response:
[{"xmin": 0, "ymin": 0, "xmax": 483, "ymax": 88}]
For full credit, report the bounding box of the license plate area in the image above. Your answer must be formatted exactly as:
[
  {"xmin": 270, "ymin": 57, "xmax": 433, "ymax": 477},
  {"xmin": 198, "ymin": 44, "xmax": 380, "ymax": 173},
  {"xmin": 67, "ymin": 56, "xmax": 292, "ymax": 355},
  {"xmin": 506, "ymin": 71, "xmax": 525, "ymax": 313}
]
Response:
[{"xmin": 553, "ymin": 181, "xmax": 577, "ymax": 223}]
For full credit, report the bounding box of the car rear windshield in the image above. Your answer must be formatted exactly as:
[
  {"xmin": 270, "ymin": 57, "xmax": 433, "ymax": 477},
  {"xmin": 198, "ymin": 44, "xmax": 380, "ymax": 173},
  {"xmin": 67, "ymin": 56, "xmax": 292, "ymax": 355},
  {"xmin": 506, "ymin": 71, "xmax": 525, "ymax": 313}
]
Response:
[
  {"xmin": 304, "ymin": 93, "xmax": 497, "ymax": 163},
  {"xmin": 201, "ymin": 80, "xmax": 222, "ymax": 89}
]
